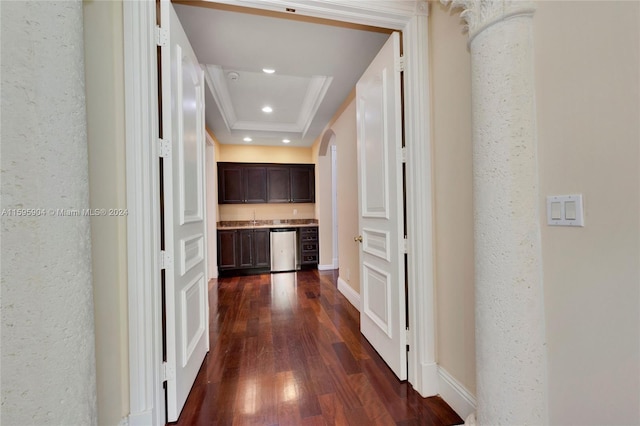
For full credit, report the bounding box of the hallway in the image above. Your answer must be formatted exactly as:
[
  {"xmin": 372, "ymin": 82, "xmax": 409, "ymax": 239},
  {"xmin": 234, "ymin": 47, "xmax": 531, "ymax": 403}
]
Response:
[{"xmin": 173, "ymin": 270, "xmax": 462, "ymax": 425}]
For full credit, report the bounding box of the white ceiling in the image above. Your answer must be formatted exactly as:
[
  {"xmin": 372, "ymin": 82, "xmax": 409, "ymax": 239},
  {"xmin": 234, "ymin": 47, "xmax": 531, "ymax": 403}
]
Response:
[{"xmin": 174, "ymin": 2, "xmax": 391, "ymax": 147}]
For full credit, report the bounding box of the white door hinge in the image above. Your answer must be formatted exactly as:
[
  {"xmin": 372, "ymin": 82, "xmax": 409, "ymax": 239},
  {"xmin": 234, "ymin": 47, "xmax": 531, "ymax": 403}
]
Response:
[
  {"xmin": 160, "ymin": 250, "xmax": 173, "ymax": 270},
  {"xmin": 403, "ymin": 236, "xmax": 408, "ymax": 254},
  {"xmin": 401, "ymin": 146, "xmax": 407, "ymax": 163},
  {"xmin": 158, "ymin": 138, "xmax": 171, "ymax": 158},
  {"xmin": 396, "ymin": 55, "xmax": 405, "ymax": 72},
  {"xmin": 155, "ymin": 26, "xmax": 168, "ymax": 47},
  {"xmin": 406, "ymin": 328, "xmax": 411, "ymax": 352},
  {"xmin": 161, "ymin": 361, "xmax": 175, "ymax": 382}
]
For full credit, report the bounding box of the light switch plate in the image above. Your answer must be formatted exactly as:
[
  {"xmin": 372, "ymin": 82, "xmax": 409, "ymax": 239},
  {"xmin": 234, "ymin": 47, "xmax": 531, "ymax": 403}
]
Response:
[{"xmin": 546, "ymin": 194, "xmax": 584, "ymax": 227}]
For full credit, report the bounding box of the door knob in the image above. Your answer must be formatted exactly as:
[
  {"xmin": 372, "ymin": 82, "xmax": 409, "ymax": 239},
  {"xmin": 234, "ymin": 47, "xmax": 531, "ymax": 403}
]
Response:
[{"xmin": 354, "ymin": 235, "xmax": 363, "ymax": 243}]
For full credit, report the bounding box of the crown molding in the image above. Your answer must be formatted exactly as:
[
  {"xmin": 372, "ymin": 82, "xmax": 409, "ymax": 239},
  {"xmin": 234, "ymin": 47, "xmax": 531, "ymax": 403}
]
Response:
[
  {"xmin": 298, "ymin": 75, "xmax": 333, "ymax": 137},
  {"xmin": 205, "ymin": 65, "xmax": 235, "ymax": 131}
]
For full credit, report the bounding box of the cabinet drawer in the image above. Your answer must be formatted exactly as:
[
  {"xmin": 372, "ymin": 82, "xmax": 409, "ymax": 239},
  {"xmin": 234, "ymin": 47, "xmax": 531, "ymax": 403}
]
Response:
[
  {"xmin": 298, "ymin": 226, "xmax": 318, "ymax": 266},
  {"xmin": 301, "ymin": 254, "xmax": 318, "ymax": 264},
  {"xmin": 300, "ymin": 227, "xmax": 318, "ymax": 241},
  {"xmin": 301, "ymin": 242, "xmax": 317, "ymax": 252}
]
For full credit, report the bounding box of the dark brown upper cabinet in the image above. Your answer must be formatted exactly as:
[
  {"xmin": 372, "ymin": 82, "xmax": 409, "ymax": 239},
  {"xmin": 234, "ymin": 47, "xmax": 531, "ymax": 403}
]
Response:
[
  {"xmin": 218, "ymin": 162, "xmax": 314, "ymax": 204},
  {"xmin": 266, "ymin": 166, "xmax": 291, "ymax": 203},
  {"xmin": 218, "ymin": 163, "xmax": 267, "ymax": 204},
  {"xmin": 289, "ymin": 166, "xmax": 315, "ymax": 203}
]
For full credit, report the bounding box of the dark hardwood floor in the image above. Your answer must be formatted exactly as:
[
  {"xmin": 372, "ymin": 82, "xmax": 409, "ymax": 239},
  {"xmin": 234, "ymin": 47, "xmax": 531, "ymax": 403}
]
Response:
[{"xmin": 173, "ymin": 269, "xmax": 462, "ymax": 426}]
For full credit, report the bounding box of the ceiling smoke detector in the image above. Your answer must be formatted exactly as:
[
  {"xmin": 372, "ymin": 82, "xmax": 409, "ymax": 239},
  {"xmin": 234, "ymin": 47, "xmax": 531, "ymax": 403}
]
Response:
[{"xmin": 227, "ymin": 71, "xmax": 239, "ymax": 81}]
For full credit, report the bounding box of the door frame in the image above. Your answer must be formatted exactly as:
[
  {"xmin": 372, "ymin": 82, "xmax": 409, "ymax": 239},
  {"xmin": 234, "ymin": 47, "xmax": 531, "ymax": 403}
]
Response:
[{"xmin": 123, "ymin": 1, "xmax": 437, "ymax": 424}]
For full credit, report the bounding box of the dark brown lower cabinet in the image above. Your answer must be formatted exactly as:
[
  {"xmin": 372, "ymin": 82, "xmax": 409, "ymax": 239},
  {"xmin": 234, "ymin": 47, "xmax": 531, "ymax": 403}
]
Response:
[
  {"xmin": 217, "ymin": 230, "xmax": 238, "ymax": 269},
  {"xmin": 218, "ymin": 228, "xmax": 270, "ymax": 275},
  {"xmin": 253, "ymin": 229, "xmax": 270, "ymax": 267},
  {"xmin": 299, "ymin": 226, "xmax": 319, "ymax": 267}
]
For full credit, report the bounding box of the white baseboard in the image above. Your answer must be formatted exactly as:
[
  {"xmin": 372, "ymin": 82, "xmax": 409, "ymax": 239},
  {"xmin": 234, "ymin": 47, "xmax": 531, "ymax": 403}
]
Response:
[
  {"xmin": 337, "ymin": 277, "xmax": 361, "ymax": 311},
  {"xmin": 416, "ymin": 361, "xmax": 439, "ymax": 397},
  {"xmin": 317, "ymin": 264, "xmax": 335, "ymax": 271},
  {"xmin": 438, "ymin": 366, "xmax": 476, "ymax": 421}
]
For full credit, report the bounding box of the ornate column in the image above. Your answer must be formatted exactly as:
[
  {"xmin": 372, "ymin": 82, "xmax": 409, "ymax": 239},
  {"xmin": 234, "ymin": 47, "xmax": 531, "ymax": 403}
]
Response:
[
  {"xmin": 1, "ymin": 1, "xmax": 97, "ymax": 424},
  {"xmin": 441, "ymin": 1, "xmax": 548, "ymax": 424}
]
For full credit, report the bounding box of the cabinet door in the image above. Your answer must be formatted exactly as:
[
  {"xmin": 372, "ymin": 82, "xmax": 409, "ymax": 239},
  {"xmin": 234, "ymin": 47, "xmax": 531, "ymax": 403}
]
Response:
[
  {"xmin": 267, "ymin": 167, "xmax": 291, "ymax": 203},
  {"xmin": 238, "ymin": 229, "xmax": 254, "ymax": 268},
  {"xmin": 290, "ymin": 165, "xmax": 315, "ymax": 203},
  {"xmin": 244, "ymin": 166, "xmax": 267, "ymax": 203},
  {"xmin": 218, "ymin": 164, "xmax": 244, "ymax": 204},
  {"xmin": 217, "ymin": 230, "xmax": 238, "ymax": 269},
  {"xmin": 253, "ymin": 229, "xmax": 271, "ymax": 268}
]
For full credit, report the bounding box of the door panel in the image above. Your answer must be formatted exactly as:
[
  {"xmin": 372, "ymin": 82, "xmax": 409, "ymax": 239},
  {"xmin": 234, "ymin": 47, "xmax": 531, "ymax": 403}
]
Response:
[
  {"xmin": 356, "ymin": 32, "xmax": 406, "ymax": 380},
  {"xmin": 162, "ymin": 2, "xmax": 209, "ymax": 421},
  {"xmin": 178, "ymin": 48, "xmax": 204, "ymax": 224},
  {"xmin": 180, "ymin": 233, "xmax": 205, "ymax": 276}
]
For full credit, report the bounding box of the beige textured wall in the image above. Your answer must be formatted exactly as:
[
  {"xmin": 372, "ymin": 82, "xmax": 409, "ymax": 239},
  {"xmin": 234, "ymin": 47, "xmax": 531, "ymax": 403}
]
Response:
[
  {"xmin": 218, "ymin": 144, "xmax": 313, "ymax": 163},
  {"xmin": 535, "ymin": 2, "xmax": 640, "ymax": 424},
  {"xmin": 83, "ymin": 1, "xmax": 129, "ymax": 424},
  {"xmin": 332, "ymin": 101, "xmax": 360, "ymax": 292},
  {"xmin": 430, "ymin": 2, "xmax": 476, "ymax": 394}
]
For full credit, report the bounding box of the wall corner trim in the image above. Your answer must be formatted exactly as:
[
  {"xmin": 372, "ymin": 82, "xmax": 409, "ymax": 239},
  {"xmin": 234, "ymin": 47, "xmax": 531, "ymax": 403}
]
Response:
[
  {"xmin": 438, "ymin": 366, "xmax": 477, "ymax": 421},
  {"xmin": 337, "ymin": 277, "xmax": 361, "ymax": 311}
]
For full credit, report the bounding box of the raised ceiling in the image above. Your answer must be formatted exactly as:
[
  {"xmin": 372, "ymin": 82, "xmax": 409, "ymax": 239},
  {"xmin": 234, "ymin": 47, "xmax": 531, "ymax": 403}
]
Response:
[{"xmin": 173, "ymin": 2, "xmax": 391, "ymax": 147}]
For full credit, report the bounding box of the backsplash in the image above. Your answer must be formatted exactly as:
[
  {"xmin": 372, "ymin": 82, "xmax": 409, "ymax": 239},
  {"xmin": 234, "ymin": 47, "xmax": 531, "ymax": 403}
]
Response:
[
  {"xmin": 218, "ymin": 203, "xmax": 315, "ymax": 221},
  {"xmin": 217, "ymin": 219, "xmax": 318, "ymax": 229}
]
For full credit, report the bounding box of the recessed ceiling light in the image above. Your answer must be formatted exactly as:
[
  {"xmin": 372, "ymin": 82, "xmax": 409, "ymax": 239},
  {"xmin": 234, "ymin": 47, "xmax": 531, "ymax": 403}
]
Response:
[
  {"xmin": 243, "ymin": 137, "xmax": 252, "ymax": 142},
  {"xmin": 262, "ymin": 68, "xmax": 275, "ymax": 74},
  {"xmin": 282, "ymin": 139, "xmax": 290, "ymax": 144},
  {"xmin": 262, "ymin": 106, "xmax": 273, "ymax": 113}
]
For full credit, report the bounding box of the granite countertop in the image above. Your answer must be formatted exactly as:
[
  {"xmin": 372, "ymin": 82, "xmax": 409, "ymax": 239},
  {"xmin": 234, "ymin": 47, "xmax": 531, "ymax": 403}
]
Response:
[{"xmin": 217, "ymin": 219, "xmax": 318, "ymax": 230}]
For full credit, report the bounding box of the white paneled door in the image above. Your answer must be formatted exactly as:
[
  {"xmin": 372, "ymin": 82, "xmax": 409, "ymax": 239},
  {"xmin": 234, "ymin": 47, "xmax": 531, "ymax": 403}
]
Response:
[
  {"xmin": 356, "ymin": 32, "xmax": 406, "ymax": 380},
  {"xmin": 161, "ymin": 2, "xmax": 209, "ymax": 421}
]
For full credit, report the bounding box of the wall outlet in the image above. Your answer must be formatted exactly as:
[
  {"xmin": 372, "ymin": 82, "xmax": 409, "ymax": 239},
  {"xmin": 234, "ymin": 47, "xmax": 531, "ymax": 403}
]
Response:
[{"xmin": 293, "ymin": 208, "xmax": 298, "ymax": 216}]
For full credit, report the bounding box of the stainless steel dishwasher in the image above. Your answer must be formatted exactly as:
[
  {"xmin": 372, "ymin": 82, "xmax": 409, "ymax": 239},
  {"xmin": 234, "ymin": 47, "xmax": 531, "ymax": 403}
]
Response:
[{"xmin": 270, "ymin": 228, "xmax": 298, "ymax": 272}]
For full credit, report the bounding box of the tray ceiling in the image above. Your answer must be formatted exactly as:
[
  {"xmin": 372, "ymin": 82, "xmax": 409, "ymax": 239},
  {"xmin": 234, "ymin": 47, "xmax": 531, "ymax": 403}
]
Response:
[{"xmin": 174, "ymin": 3, "xmax": 391, "ymax": 147}]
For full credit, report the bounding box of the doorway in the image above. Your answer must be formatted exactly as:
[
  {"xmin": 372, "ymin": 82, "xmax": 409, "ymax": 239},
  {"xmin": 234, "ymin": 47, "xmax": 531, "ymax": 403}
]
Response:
[
  {"xmin": 123, "ymin": 2, "xmax": 436, "ymax": 424},
  {"xmin": 317, "ymin": 129, "xmax": 338, "ymax": 271}
]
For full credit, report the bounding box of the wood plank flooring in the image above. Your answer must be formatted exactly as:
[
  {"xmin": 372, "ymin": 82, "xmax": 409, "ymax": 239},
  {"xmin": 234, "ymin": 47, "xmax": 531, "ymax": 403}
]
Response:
[{"xmin": 173, "ymin": 269, "xmax": 462, "ymax": 426}]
